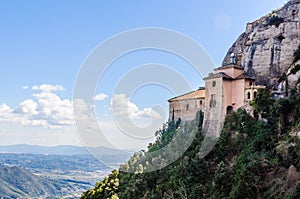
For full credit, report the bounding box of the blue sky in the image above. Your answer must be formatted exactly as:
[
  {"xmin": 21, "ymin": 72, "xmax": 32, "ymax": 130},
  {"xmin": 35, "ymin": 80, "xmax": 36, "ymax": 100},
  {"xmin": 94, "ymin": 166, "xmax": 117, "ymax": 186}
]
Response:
[{"xmin": 0, "ymin": 1, "xmax": 286, "ymax": 148}]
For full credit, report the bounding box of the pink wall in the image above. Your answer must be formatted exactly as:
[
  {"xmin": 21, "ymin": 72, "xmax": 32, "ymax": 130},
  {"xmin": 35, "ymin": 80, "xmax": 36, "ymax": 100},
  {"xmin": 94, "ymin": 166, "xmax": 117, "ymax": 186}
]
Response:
[
  {"xmin": 223, "ymin": 79, "xmax": 233, "ymax": 114},
  {"xmin": 231, "ymin": 79, "xmax": 246, "ymax": 111},
  {"xmin": 215, "ymin": 67, "xmax": 244, "ymax": 78}
]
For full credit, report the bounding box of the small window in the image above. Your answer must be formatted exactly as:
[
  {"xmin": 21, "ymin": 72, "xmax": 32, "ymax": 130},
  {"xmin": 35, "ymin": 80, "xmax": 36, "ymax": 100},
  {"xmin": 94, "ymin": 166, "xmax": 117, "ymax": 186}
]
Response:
[
  {"xmin": 226, "ymin": 106, "xmax": 233, "ymax": 115},
  {"xmin": 186, "ymin": 104, "xmax": 189, "ymax": 111},
  {"xmin": 200, "ymin": 100, "xmax": 203, "ymax": 105},
  {"xmin": 249, "ymin": 82, "xmax": 253, "ymax": 87},
  {"xmin": 254, "ymin": 91, "xmax": 257, "ymax": 99},
  {"xmin": 212, "ymin": 81, "xmax": 216, "ymax": 87},
  {"xmin": 210, "ymin": 94, "xmax": 216, "ymax": 107},
  {"xmin": 247, "ymin": 92, "xmax": 251, "ymax": 100}
]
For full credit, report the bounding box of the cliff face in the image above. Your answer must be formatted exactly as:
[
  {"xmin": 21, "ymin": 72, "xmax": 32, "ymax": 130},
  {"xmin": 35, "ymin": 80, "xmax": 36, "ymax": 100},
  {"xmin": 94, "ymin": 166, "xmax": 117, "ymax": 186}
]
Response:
[{"xmin": 222, "ymin": 0, "xmax": 300, "ymax": 88}]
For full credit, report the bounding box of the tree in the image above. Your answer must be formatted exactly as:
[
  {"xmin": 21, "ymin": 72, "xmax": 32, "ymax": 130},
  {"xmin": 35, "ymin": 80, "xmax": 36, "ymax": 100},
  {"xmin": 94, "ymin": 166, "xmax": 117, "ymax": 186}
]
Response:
[{"xmin": 252, "ymin": 88, "xmax": 274, "ymax": 118}]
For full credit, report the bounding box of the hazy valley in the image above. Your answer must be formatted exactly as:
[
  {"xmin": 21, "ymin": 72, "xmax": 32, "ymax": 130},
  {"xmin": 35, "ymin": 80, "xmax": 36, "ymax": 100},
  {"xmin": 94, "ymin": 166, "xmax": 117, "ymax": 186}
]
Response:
[{"xmin": 0, "ymin": 145, "xmax": 131, "ymax": 198}]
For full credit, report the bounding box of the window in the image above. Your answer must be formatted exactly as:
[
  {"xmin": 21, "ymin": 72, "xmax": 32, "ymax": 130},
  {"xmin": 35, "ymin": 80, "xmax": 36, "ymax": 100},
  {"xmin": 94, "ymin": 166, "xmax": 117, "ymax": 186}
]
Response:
[
  {"xmin": 212, "ymin": 81, "xmax": 216, "ymax": 87},
  {"xmin": 249, "ymin": 81, "xmax": 253, "ymax": 87},
  {"xmin": 226, "ymin": 106, "xmax": 233, "ymax": 115},
  {"xmin": 247, "ymin": 92, "xmax": 251, "ymax": 100},
  {"xmin": 186, "ymin": 104, "xmax": 189, "ymax": 111},
  {"xmin": 200, "ymin": 100, "xmax": 203, "ymax": 105},
  {"xmin": 210, "ymin": 94, "xmax": 216, "ymax": 107},
  {"xmin": 254, "ymin": 91, "xmax": 257, "ymax": 99}
]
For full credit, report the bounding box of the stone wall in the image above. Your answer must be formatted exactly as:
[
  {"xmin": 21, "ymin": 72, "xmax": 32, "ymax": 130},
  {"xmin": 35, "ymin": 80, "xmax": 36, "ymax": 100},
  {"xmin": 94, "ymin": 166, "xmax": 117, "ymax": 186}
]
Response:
[
  {"xmin": 168, "ymin": 98, "xmax": 205, "ymax": 122},
  {"xmin": 203, "ymin": 77, "xmax": 224, "ymax": 137}
]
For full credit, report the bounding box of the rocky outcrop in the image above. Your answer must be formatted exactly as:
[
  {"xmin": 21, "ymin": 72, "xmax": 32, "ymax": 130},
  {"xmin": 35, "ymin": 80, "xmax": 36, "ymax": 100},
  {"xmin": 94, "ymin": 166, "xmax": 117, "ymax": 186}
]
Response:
[
  {"xmin": 287, "ymin": 165, "xmax": 300, "ymax": 188},
  {"xmin": 222, "ymin": 0, "xmax": 300, "ymax": 88}
]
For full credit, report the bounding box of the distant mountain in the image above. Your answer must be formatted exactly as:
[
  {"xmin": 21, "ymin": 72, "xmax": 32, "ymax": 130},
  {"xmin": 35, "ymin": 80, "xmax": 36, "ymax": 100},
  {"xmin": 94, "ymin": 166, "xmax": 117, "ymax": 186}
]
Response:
[
  {"xmin": 0, "ymin": 153, "xmax": 108, "ymax": 172},
  {"xmin": 0, "ymin": 145, "xmax": 133, "ymax": 198},
  {"xmin": 0, "ymin": 144, "xmax": 132, "ymax": 155},
  {"xmin": 0, "ymin": 144, "xmax": 133, "ymax": 166},
  {"xmin": 0, "ymin": 165, "xmax": 90, "ymax": 198},
  {"xmin": 0, "ymin": 144, "xmax": 89, "ymax": 155}
]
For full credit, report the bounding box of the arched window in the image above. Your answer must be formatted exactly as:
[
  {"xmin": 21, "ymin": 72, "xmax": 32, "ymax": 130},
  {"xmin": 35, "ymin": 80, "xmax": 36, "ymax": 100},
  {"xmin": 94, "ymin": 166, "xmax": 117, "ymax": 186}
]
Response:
[
  {"xmin": 254, "ymin": 91, "xmax": 257, "ymax": 99},
  {"xmin": 186, "ymin": 104, "xmax": 189, "ymax": 111},
  {"xmin": 249, "ymin": 81, "xmax": 253, "ymax": 87},
  {"xmin": 212, "ymin": 81, "xmax": 216, "ymax": 87},
  {"xmin": 200, "ymin": 100, "xmax": 203, "ymax": 105},
  {"xmin": 247, "ymin": 92, "xmax": 251, "ymax": 100},
  {"xmin": 226, "ymin": 106, "xmax": 233, "ymax": 115}
]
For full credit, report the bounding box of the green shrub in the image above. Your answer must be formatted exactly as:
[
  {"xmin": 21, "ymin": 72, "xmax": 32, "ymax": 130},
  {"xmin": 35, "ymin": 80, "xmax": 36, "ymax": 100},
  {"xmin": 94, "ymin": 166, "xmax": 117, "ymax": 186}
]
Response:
[{"xmin": 267, "ymin": 15, "xmax": 284, "ymax": 27}]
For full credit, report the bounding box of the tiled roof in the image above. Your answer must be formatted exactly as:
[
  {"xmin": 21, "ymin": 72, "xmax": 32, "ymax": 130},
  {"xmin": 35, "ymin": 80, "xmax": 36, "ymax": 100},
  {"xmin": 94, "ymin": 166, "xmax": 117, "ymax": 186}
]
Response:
[
  {"xmin": 203, "ymin": 72, "xmax": 233, "ymax": 80},
  {"xmin": 235, "ymin": 73, "xmax": 255, "ymax": 80},
  {"xmin": 168, "ymin": 88, "xmax": 205, "ymax": 102},
  {"xmin": 214, "ymin": 64, "xmax": 244, "ymax": 71}
]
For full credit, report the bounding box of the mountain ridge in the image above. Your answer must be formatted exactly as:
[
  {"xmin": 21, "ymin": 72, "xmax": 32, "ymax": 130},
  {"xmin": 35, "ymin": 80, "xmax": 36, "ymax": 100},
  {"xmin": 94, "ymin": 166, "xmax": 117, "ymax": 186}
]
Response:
[
  {"xmin": 222, "ymin": 0, "xmax": 300, "ymax": 89},
  {"xmin": 0, "ymin": 144, "xmax": 134, "ymax": 156}
]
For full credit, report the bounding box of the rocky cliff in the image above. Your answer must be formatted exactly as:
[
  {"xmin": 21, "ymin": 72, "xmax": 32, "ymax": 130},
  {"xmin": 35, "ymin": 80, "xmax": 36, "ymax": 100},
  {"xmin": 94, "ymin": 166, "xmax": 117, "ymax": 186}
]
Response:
[{"xmin": 223, "ymin": 0, "xmax": 300, "ymax": 89}]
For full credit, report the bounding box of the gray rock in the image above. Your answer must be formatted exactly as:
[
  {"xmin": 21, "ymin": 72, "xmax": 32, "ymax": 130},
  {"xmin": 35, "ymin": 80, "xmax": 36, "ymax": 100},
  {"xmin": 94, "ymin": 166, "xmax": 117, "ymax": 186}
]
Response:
[{"xmin": 222, "ymin": 0, "xmax": 300, "ymax": 88}]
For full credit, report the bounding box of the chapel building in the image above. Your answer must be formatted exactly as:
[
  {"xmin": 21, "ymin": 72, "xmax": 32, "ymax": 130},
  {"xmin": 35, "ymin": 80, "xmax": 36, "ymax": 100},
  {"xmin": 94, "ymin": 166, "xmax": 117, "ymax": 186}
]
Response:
[{"xmin": 168, "ymin": 54, "xmax": 264, "ymax": 124}]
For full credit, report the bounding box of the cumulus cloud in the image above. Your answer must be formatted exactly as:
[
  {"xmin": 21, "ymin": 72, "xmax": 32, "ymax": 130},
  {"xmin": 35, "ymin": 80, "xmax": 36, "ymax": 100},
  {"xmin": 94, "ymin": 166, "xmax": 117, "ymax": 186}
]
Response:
[
  {"xmin": 0, "ymin": 103, "xmax": 13, "ymax": 121},
  {"xmin": 0, "ymin": 85, "xmax": 161, "ymax": 131},
  {"xmin": 14, "ymin": 99, "xmax": 38, "ymax": 115},
  {"xmin": 93, "ymin": 93, "xmax": 108, "ymax": 101},
  {"xmin": 0, "ymin": 84, "xmax": 167, "ymax": 147},
  {"xmin": 0, "ymin": 84, "xmax": 75, "ymax": 129},
  {"xmin": 33, "ymin": 91, "xmax": 74, "ymax": 127},
  {"xmin": 32, "ymin": 84, "xmax": 65, "ymax": 92},
  {"xmin": 110, "ymin": 94, "xmax": 161, "ymax": 119}
]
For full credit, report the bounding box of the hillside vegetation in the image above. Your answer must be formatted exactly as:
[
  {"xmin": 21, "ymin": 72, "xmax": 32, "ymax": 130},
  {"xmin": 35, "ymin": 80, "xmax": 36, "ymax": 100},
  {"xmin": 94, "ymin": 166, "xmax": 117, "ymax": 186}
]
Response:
[
  {"xmin": 81, "ymin": 87, "xmax": 300, "ymax": 199},
  {"xmin": 0, "ymin": 165, "xmax": 90, "ymax": 198},
  {"xmin": 81, "ymin": 23, "xmax": 300, "ymax": 198}
]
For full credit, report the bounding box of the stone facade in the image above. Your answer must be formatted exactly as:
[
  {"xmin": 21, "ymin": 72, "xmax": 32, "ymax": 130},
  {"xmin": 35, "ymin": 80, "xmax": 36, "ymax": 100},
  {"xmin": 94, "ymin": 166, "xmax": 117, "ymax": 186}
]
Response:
[{"xmin": 168, "ymin": 87, "xmax": 205, "ymax": 122}]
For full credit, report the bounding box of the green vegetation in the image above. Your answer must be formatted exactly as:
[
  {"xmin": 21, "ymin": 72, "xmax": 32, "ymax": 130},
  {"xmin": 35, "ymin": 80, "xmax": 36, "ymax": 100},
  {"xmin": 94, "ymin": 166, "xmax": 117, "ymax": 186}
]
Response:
[
  {"xmin": 267, "ymin": 14, "xmax": 284, "ymax": 27},
  {"xmin": 293, "ymin": 45, "xmax": 300, "ymax": 64},
  {"xmin": 279, "ymin": 44, "xmax": 300, "ymax": 96},
  {"xmin": 81, "ymin": 88, "xmax": 300, "ymax": 199},
  {"xmin": 81, "ymin": 170, "xmax": 120, "ymax": 199},
  {"xmin": 290, "ymin": 45, "xmax": 300, "ymax": 76}
]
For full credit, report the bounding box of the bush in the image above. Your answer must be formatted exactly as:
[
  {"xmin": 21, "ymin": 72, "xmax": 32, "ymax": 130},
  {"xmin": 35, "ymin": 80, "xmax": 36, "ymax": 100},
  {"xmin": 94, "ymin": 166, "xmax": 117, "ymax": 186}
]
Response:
[
  {"xmin": 267, "ymin": 15, "xmax": 284, "ymax": 27},
  {"xmin": 291, "ymin": 64, "xmax": 300, "ymax": 74},
  {"xmin": 293, "ymin": 45, "xmax": 300, "ymax": 64}
]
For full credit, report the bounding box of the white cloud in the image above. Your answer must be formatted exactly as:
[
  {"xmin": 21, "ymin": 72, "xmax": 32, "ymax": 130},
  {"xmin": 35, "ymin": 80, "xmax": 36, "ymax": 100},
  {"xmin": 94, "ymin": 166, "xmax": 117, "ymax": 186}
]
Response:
[
  {"xmin": 93, "ymin": 93, "xmax": 108, "ymax": 101},
  {"xmin": 0, "ymin": 86, "xmax": 161, "ymax": 146},
  {"xmin": 33, "ymin": 91, "xmax": 74, "ymax": 127},
  {"xmin": 14, "ymin": 99, "xmax": 38, "ymax": 115},
  {"xmin": 32, "ymin": 84, "xmax": 65, "ymax": 92},
  {"xmin": 110, "ymin": 94, "xmax": 161, "ymax": 120},
  {"xmin": 22, "ymin": 86, "xmax": 29, "ymax": 90},
  {"xmin": 0, "ymin": 84, "xmax": 74, "ymax": 129},
  {"xmin": 0, "ymin": 86, "xmax": 165, "ymax": 148},
  {"xmin": 0, "ymin": 103, "xmax": 13, "ymax": 121}
]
